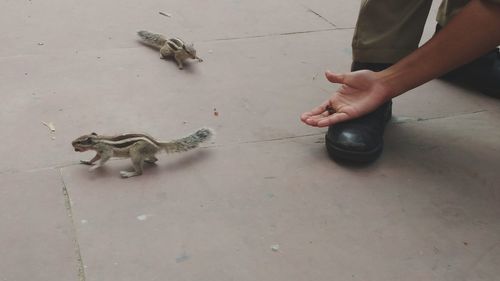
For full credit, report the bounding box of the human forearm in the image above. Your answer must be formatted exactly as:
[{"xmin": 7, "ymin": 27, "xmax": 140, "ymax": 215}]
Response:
[
  {"xmin": 377, "ymin": 0, "xmax": 500, "ymax": 99},
  {"xmin": 301, "ymin": 0, "xmax": 500, "ymax": 128}
]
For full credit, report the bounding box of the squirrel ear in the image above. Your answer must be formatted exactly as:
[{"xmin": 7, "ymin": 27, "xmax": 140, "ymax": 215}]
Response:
[{"xmin": 91, "ymin": 132, "xmax": 97, "ymax": 136}]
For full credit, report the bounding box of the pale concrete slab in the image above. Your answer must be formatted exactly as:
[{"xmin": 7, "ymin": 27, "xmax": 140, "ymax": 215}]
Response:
[
  {"xmin": 0, "ymin": 169, "xmax": 81, "ymax": 281},
  {"xmin": 385, "ymin": 109, "xmax": 500, "ymax": 191},
  {"xmin": 2, "ymin": 0, "xmax": 500, "ymax": 281},
  {"xmin": 393, "ymin": 79, "xmax": 500, "ymax": 121},
  {"xmin": 0, "ymin": 0, "xmax": 332, "ymax": 58},
  {"xmin": 0, "ymin": 28, "xmax": 354, "ymax": 172},
  {"xmin": 62, "ymin": 124, "xmax": 500, "ymax": 280},
  {"xmin": 294, "ymin": 0, "xmax": 360, "ymax": 28}
]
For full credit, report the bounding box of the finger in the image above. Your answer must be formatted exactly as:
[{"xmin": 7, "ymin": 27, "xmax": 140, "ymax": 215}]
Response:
[
  {"xmin": 308, "ymin": 100, "xmax": 331, "ymax": 116},
  {"xmin": 300, "ymin": 112, "xmax": 313, "ymax": 122},
  {"xmin": 301, "ymin": 106, "xmax": 330, "ymax": 123},
  {"xmin": 300, "ymin": 113, "xmax": 318, "ymax": 125},
  {"xmin": 316, "ymin": 112, "xmax": 350, "ymax": 127},
  {"xmin": 307, "ymin": 111, "xmax": 330, "ymax": 122},
  {"xmin": 301, "ymin": 116, "xmax": 320, "ymax": 126},
  {"xmin": 300, "ymin": 100, "xmax": 329, "ymax": 122},
  {"xmin": 301, "ymin": 115, "xmax": 314, "ymax": 125},
  {"xmin": 302, "ymin": 112, "xmax": 326, "ymax": 126},
  {"xmin": 325, "ymin": 71, "xmax": 346, "ymax": 84}
]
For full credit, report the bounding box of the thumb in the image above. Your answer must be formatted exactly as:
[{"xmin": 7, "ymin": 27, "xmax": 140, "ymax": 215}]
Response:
[{"xmin": 325, "ymin": 70, "xmax": 346, "ymax": 84}]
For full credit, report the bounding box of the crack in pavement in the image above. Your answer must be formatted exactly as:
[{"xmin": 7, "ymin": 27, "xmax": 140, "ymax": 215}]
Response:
[
  {"xmin": 391, "ymin": 110, "xmax": 488, "ymax": 124},
  {"xmin": 0, "ymin": 107, "xmax": 493, "ymax": 175},
  {"xmin": 59, "ymin": 169, "xmax": 86, "ymax": 281},
  {"xmin": 236, "ymin": 132, "xmax": 324, "ymax": 145},
  {"xmin": 305, "ymin": 7, "xmax": 337, "ymax": 27},
  {"xmin": 0, "ymin": 28, "xmax": 352, "ymax": 60},
  {"xmin": 207, "ymin": 28, "xmax": 336, "ymax": 42}
]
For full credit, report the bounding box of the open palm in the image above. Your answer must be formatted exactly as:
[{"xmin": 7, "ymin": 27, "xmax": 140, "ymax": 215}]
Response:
[{"xmin": 301, "ymin": 70, "xmax": 390, "ymax": 127}]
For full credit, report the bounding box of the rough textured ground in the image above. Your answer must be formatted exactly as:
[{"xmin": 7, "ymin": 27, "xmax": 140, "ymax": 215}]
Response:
[{"xmin": 1, "ymin": 1, "xmax": 499, "ymax": 281}]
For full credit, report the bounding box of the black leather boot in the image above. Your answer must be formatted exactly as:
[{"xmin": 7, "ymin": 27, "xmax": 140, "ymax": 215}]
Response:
[
  {"xmin": 325, "ymin": 62, "xmax": 392, "ymax": 163},
  {"xmin": 436, "ymin": 24, "xmax": 500, "ymax": 98}
]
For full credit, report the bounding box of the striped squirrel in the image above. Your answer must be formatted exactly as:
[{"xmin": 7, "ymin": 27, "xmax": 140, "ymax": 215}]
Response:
[
  {"xmin": 137, "ymin": 30, "xmax": 203, "ymax": 69},
  {"xmin": 72, "ymin": 128, "xmax": 214, "ymax": 178}
]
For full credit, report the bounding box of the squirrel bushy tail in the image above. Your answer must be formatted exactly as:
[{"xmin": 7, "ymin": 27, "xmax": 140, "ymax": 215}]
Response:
[
  {"xmin": 161, "ymin": 128, "xmax": 214, "ymax": 153},
  {"xmin": 137, "ymin": 30, "xmax": 167, "ymax": 48}
]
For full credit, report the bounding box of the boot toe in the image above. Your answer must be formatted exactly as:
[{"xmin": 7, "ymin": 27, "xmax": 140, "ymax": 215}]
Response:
[
  {"xmin": 326, "ymin": 127, "xmax": 383, "ymax": 163},
  {"xmin": 331, "ymin": 128, "xmax": 376, "ymax": 152}
]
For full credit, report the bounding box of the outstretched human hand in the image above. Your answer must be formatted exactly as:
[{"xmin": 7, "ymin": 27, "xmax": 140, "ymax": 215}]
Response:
[{"xmin": 300, "ymin": 70, "xmax": 391, "ymax": 127}]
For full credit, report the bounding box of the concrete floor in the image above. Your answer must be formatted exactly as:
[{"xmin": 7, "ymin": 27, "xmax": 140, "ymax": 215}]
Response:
[{"xmin": 1, "ymin": 1, "xmax": 500, "ymax": 280}]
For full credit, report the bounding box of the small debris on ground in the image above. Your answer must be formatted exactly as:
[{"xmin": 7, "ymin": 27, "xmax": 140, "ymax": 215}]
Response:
[
  {"xmin": 271, "ymin": 244, "xmax": 280, "ymax": 252},
  {"xmin": 137, "ymin": 214, "xmax": 150, "ymax": 221},
  {"xmin": 159, "ymin": 11, "xmax": 171, "ymax": 17},
  {"xmin": 176, "ymin": 253, "xmax": 190, "ymax": 263},
  {"xmin": 213, "ymin": 108, "xmax": 219, "ymax": 117},
  {"xmin": 37, "ymin": 42, "xmax": 44, "ymax": 46},
  {"xmin": 42, "ymin": 121, "xmax": 56, "ymax": 132}
]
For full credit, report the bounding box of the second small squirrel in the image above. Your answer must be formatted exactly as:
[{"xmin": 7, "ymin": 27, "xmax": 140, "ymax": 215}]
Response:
[
  {"xmin": 137, "ymin": 30, "xmax": 203, "ymax": 69},
  {"xmin": 72, "ymin": 128, "xmax": 214, "ymax": 178}
]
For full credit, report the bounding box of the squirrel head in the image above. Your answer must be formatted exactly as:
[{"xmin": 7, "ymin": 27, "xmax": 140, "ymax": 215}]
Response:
[
  {"xmin": 183, "ymin": 43, "xmax": 197, "ymax": 59},
  {"xmin": 72, "ymin": 132, "xmax": 99, "ymax": 152}
]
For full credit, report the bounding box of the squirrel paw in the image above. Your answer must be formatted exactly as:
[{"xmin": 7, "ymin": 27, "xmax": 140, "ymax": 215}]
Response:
[
  {"xmin": 120, "ymin": 171, "xmax": 141, "ymax": 178},
  {"xmin": 88, "ymin": 165, "xmax": 101, "ymax": 172},
  {"xmin": 145, "ymin": 157, "xmax": 158, "ymax": 164}
]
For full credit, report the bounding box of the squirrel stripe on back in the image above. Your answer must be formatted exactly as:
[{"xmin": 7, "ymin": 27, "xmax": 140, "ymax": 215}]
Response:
[
  {"xmin": 137, "ymin": 30, "xmax": 203, "ymax": 69},
  {"xmin": 72, "ymin": 128, "xmax": 214, "ymax": 178}
]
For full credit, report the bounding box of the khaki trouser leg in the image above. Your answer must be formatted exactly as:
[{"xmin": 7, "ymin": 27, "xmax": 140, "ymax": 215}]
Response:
[
  {"xmin": 352, "ymin": 0, "xmax": 433, "ymax": 63},
  {"xmin": 352, "ymin": 0, "xmax": 475, "ymax": 63}
]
